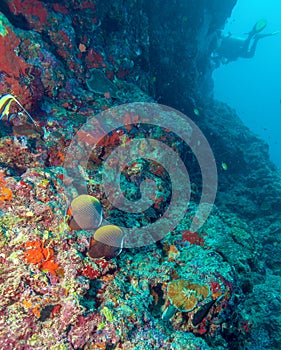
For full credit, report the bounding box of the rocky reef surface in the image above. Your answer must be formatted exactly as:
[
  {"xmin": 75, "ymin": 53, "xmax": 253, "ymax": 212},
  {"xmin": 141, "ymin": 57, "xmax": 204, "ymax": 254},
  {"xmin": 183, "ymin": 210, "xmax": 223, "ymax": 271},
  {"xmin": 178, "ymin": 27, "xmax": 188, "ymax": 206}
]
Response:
[{"xmin": 0, "ymin": 1, "xmax": 280, "ymax": 349}]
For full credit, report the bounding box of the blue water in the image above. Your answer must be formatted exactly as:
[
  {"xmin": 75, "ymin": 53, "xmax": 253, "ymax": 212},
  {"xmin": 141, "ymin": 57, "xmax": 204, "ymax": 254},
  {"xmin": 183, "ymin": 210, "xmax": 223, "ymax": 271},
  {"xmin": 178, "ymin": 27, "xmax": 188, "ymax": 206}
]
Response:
[{"xmin": 213, "ymin": 0, "xmax": 281, "ymax": 170}]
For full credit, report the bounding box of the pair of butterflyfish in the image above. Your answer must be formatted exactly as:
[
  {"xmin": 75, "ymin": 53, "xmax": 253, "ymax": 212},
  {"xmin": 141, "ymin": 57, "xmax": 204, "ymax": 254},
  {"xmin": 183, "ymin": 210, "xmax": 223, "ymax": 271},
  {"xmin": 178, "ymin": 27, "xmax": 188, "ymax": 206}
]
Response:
[{"xmin": 67, "ymin": 194, "xmax": 125, "ymax": 259}]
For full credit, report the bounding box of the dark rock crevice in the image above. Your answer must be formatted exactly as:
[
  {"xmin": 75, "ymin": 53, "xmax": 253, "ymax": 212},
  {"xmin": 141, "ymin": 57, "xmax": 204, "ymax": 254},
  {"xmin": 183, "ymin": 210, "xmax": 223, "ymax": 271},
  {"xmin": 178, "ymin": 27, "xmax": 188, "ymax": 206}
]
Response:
[{"xmin": 0, "ymin": 0, "xmax": 30, "ymax": 30}]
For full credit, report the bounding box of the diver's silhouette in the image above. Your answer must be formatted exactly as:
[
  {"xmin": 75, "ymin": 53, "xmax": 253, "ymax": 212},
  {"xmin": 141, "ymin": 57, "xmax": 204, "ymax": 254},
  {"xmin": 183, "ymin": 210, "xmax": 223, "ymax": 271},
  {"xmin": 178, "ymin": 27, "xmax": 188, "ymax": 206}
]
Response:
[{"xmin": 213, "ymin": 19, "xmax": 278, "ymax": 65}]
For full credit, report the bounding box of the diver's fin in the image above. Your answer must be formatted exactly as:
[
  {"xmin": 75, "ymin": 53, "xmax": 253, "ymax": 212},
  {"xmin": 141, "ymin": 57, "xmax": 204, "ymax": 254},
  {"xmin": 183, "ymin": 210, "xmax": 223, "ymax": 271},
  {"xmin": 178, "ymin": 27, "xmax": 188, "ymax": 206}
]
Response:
[
  {"xmin": 270, "ymin": 30, "xmax": 280, "ymax": 36},
  {"xmin": 255, "ymin": 31, "xmax": 280, "ymax": 39},
  {"xmin": 245, "ymin": 20, "xmax": 268, "ymax": 37},
  {"xmin": 253, "ymin": 19, "xmax": 267, "ymax": 34}
]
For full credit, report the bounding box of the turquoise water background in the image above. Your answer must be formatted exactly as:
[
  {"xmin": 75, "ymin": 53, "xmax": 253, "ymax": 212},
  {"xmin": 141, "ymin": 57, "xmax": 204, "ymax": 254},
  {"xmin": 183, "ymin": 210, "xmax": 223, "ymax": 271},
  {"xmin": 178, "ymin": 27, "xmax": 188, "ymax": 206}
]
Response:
[{"xmin": 213, "ymin": 0, "xmax": 281, "ymax": 170}]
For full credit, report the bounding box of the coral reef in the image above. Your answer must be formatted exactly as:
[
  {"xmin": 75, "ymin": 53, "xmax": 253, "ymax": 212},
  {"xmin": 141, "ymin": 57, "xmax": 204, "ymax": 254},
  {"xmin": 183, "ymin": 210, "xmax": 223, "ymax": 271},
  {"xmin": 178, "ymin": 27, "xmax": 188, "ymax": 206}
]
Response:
[{"xmin": 0, "ymin": 0, "xmax": 280, "ymax": 349}]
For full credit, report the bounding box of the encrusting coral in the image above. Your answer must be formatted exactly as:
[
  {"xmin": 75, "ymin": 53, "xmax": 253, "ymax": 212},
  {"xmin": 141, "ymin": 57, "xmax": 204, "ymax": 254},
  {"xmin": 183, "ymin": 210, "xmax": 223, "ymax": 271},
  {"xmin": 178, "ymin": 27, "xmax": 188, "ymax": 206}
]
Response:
[
  {"xmin": 167, "ymin": 279, "xmax": 210, "ymax": 312},
  {"xmin": 23, "ymin": 240, "xmax": 60, "ymax": 276},
  {"xmin": 162, "ymin": 279, "xmax": 211, "ymax": 321},
  {"xmin": 0, "ymin": 172, "xmax": 13, "ymax": 201}
]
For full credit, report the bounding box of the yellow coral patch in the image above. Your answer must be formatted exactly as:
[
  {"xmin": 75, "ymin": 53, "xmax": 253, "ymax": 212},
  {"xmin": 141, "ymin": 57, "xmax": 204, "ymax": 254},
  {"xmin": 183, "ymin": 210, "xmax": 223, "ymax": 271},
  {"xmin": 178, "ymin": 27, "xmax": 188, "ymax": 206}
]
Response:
[
  {"xmin": 0, "ymin": 187, "xmax": 13, "ymax": 201},
  {"xmin": 167, "ymin": 279, "xmax": 210, "ymax": 312}
]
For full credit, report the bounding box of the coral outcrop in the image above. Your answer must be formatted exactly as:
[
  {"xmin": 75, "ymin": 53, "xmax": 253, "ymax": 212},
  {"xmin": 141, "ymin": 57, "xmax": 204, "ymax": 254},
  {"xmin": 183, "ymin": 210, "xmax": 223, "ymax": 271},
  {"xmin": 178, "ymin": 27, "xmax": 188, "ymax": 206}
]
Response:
[{"xmin": 0, "ymin": 0, "xmax": 280, "ymax": 349}]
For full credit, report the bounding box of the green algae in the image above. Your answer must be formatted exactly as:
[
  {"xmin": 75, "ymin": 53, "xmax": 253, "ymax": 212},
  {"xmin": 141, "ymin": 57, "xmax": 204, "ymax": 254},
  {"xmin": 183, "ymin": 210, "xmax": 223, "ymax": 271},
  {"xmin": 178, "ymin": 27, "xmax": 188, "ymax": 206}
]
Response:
[{"xmin": 100, "ymin": 306, "xmax": 114, "ymax": 322}]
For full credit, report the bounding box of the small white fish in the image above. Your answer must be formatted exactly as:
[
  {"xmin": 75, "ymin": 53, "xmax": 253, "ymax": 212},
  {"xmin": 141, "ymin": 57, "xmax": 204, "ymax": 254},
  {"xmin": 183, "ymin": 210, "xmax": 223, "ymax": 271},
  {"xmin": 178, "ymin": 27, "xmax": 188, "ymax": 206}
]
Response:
[
  {"xmin": 193, "ymin": 108, "xmax": 200, "ymax": 116},
  {"xmin": 221, "ymin": 162, "xmax": 228, "ymax": 171}
]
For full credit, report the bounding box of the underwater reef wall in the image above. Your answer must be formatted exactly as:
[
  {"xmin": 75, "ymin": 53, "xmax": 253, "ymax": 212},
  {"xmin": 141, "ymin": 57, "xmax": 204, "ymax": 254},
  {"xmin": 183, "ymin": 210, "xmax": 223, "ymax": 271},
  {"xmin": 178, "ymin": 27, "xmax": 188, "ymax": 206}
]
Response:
[
  {"xmin": 145, "ymin": 0, "xmax": 237, "ymax": 107},
  {"xmin": 0, "ymin": 0, "xmax": 281, "ymax": 349},
  {"xmin": 144, "ymin": 0, "xmax": 281, "ymax": 224}
]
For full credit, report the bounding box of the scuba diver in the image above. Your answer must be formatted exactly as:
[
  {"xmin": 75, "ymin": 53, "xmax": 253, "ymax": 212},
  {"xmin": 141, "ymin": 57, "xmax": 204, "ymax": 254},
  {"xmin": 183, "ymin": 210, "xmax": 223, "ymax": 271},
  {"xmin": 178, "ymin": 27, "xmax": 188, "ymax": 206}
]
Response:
[{"xmin": 213, "ymin": 19, "xmax": 279, "ymax": 65}]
